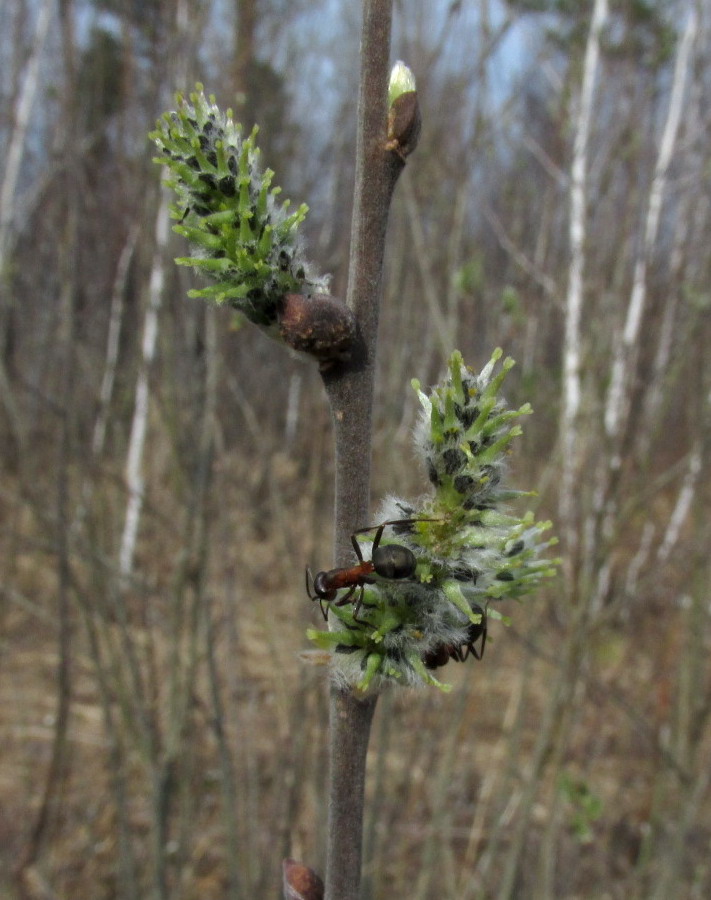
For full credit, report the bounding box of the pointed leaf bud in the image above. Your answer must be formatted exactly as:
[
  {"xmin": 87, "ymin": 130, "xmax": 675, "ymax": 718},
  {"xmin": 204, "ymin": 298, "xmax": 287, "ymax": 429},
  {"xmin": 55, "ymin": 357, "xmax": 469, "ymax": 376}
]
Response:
[{"xmin": 387, "ymin": 61, "xmax": 421, "ymax": 160}]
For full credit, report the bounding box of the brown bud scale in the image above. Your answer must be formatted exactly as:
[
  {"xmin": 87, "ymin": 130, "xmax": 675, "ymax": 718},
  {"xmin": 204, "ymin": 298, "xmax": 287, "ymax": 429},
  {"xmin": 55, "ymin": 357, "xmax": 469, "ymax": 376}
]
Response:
[
  {"xmin": 278, "ymin": 293, "xmax": 357, "ymax": 367},
  {"xmin": 386, "ymin": 91, "xmax": 422, "ymax": 160},
  {"xmin": 282, "ymin": 858, "xmax": 324, "ymax": 900}
]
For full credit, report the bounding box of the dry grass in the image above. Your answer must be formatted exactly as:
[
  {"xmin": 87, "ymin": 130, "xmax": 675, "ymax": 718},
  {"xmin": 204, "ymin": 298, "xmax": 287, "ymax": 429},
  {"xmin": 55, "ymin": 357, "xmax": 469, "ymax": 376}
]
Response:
[{"xmin": 1, "ymin": 435, "xmax": 709, "ymax": 899}]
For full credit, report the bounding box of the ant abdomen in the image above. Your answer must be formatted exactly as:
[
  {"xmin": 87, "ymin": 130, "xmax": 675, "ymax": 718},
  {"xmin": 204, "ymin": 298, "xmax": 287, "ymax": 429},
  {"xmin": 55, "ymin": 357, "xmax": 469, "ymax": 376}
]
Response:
[{"xmin": 371, "ymin": 544, "xmax": 417, "ymax": 580}]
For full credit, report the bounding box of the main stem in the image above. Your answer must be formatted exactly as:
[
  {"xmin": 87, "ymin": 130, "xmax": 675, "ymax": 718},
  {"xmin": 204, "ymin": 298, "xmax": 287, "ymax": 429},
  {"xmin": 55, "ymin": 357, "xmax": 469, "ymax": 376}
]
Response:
[{"xmin": 321, "ymin": 1, "xmax": 402, "ymax": 897}]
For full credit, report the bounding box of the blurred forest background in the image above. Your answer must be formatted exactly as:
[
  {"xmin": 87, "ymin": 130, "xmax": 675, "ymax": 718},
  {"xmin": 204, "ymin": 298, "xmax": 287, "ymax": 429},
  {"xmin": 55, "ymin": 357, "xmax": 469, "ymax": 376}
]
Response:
[{"xmin": 1, "ymin": 0, "xmax": 710, "ymax": 897}]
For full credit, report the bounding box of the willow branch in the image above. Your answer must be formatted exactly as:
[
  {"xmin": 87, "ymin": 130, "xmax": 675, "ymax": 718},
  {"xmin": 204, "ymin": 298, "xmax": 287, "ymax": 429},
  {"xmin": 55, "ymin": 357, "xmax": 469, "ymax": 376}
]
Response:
[{"xmin": 320, "ymin": 2, "xmax": 405, "ymax": 898}]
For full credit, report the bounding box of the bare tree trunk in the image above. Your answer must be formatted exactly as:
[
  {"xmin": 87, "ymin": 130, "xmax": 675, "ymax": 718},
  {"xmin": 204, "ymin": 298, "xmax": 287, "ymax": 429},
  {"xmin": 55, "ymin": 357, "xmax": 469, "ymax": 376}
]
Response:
[
  {"xmin": 604, "ymin": 8, "xmax": 697, "ymax": 444},
  {"xmin": 16, "ymin": 2, "xmax": 76, "ymax": 887},
  {"xmin": 92, "ymin": 227, "xmax": 138, "ymax": 458},
  {"xmin": 119, "ymin": 190, "xmax": 168, "ymax": 576},
  {"xmin": 657, "ymin": 444, "xmax": 702, "ymax": 563},
  {"xmin": 119, "ymin": 0, "xmax": 197, "ymax": 577},
  {"xmin": 588, "ymin": 5, "xmax": 698, "ymax": 607},
  {"xmin": 0, "ymin": 0, "xmax": 52, "ymax": 264},
  {"xmin": 0, "ymin": 0, "xmax": 53, "ymax": 455},
  {"xmin": 639, "ymin": 53, "xmax": 704, "ymax": 459},
  {"xmin": 559, "ymin": 0, "xmax": 608, "ymax": 556}
]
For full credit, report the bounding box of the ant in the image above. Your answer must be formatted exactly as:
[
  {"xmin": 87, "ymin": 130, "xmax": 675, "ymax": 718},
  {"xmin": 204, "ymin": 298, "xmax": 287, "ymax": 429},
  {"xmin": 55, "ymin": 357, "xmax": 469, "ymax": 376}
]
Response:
[
  {"xmin": 422, "ymin": 603, "xmax": 488, "ymax": 669},
  {"xmin": 306, "ymin": 518, "xmax": 429, "ymax": 623}
]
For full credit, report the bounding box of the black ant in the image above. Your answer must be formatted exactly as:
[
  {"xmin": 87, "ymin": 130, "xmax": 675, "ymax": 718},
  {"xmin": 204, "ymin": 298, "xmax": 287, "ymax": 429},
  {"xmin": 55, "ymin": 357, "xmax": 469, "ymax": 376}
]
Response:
[
  {"xmin": 422, "ymin": 603, "xmax": 488, "ymax": 669},
  {"xmin": 306, "ymin": 518, "xmax": 429, "ymax": 623}
]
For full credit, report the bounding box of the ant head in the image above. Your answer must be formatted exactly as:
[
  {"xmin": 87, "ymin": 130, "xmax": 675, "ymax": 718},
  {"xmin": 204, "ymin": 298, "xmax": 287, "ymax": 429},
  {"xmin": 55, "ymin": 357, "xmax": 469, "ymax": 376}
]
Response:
[
  {"xmin": 305, "ymin": 567, "xmax": 339, "ymax": 602},
  {"xmin": 305, "ymin": 567, "xmax": 316, "ymax": 600}
]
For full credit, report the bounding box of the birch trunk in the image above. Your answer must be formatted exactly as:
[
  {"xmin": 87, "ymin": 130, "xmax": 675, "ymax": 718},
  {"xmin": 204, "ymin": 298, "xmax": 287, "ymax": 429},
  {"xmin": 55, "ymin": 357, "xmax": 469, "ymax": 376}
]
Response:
[
  {"xmin": 559, "ymin": 0, "xmax": 609, "ymax": 548},
  {"xmin": 119, "ymin": 193, "xmax": 169, "ymax": 577},
  {"xmin": 604, "ymin": 8, "xmax": 697, "ymax": 443},
  {"xmin": 0, "ymin": 0, "xmax": 53, "ymax": 450},
  {"xmin": 119, "ymin": 0, "xmax": 193, "ymax": 577}
]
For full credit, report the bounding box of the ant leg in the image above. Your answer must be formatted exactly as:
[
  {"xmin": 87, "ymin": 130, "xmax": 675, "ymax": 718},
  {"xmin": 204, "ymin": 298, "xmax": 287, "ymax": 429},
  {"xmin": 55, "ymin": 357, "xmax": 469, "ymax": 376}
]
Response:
[
  {"xmin": 350, "ymin": 522, "xmax": 387, "ymax": 562},
  {"xmin": 465, "ymin": 625, "xmax": 486, "ymax": 661},
  {"xmin": 477, "ymin": 606, "xmax": 489, "ymax": 659},
  {"xmin": 350, "ymin": 523, "xmax": 390, "ymax": 578},
  {"xmin": 351, "ymin": 584, "xmax": 364, "ymax": 620},
  {"xmin": 334, "ymin": 585, "xmax": 357, "ymax": 608},
  {"xmin": 352, "ymin": 521, "xmax": 394, "ymax": 542},
  {"xmin": 352, "ymin": 517, "xmax": 442, "ymax": 545},
  {"xmin": 350, "ymin": 531, "xmax": 365, "ymax": 563},
  {"xmin": 370, "ymin": 523, "xmax": 386, "ymax": 554},
  {"xmin": 378, "ymin": 517, "xmax": 439, "ymax": 527},
  {"xmin": 351, "ymin": 586, "xmax": 377, "ymax": 629},
  {"xmin": 379, "ymin": 516, "xmax": 442, "ymax": 534},
  {"xmin": 451, "ymin": 644, "xmax": 467, "ymax": 663},
  {"xmin": 352, "ymin": 613, "xmax": 376, "ymax": 629},
  {"xmin": 478, "ymin": 626, "xmax": 487, "ymax": 659}
]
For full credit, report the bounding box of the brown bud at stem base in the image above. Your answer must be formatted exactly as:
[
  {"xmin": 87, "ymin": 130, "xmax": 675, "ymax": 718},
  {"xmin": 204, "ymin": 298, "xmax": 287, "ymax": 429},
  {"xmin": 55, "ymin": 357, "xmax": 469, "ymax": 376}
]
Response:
[
  {"xmin": 278, "ymin": 293, "xmax": 357, "ymax": 369},
  {"xmin": 282, "ymin": 859, "xmax": 324, "ymax": 900}
]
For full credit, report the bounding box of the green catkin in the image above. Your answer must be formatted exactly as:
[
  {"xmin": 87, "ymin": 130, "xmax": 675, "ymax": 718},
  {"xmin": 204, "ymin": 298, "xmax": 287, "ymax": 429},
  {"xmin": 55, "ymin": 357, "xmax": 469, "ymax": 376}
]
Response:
[{"xmin": 309, "ymin": 350, "xmax": 560, "ymax": 693}]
